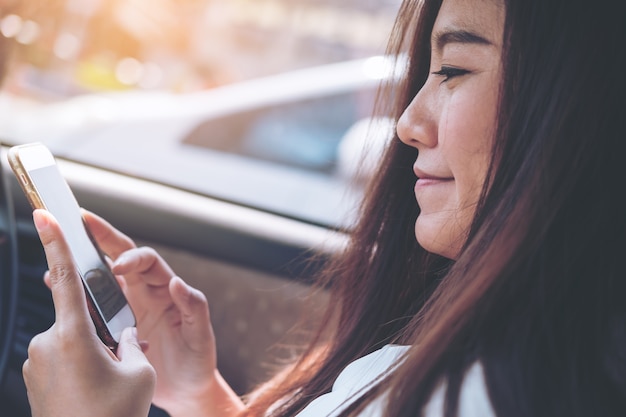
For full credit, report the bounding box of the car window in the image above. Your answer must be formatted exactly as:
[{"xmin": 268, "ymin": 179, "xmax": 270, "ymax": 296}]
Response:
[
  {"xmin": 0, "ymin": 0, "xmax": 403, "ymax": 228},
  {"xmin": 182, "ymin": 88, "xmax": 376, "ymax": 175}
]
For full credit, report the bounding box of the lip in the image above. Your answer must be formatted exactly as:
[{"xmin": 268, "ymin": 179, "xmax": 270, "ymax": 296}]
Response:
[
  {"xmin": 416, "ymin": 177, "xmax": 453, "ymax": 186},
  {"xmin": 413, "ymin": 166, "xmax": 454, "ymax": 199},
  {"xmin": 413, "ymin": 166, "xmax": 453, "ymax": 182}
]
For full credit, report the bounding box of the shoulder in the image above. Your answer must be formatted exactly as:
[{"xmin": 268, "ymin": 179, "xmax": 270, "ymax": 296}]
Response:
[
  {"xmin": 295, "ymin": 345, "xmax": 496, "ymax": 417},
  {"xmin": 349, "ymin": 352, "xmax": 496, "ymax": 417},
  {"xmin": 295, "ymin": 345, "xmax": 410, "ymax": 417},
  {"xmin": 333, "ymin": 344, "xmax": 410, "ymax": 394}
]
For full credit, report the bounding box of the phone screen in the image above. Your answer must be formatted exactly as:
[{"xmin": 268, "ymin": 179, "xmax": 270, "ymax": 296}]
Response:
[{"xmin": 29, "ymin": 165, "xmax": 126, "ymax": 322}]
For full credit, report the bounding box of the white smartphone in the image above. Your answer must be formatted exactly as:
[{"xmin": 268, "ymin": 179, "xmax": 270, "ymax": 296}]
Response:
[{"xmin": 8, "ymin": 142, "xmax": 135, "ymax": 349}]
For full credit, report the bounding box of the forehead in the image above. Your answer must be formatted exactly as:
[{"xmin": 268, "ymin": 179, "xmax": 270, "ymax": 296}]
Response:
[{"xmin": 432, "ymin": 0, "xmax": 505, "ymax": 46}]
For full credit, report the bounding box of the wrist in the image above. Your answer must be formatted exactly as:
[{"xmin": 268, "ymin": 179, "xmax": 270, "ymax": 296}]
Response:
[{"xmin": 166, "ymin": 370, "xmax": 245, "ymax": 417}]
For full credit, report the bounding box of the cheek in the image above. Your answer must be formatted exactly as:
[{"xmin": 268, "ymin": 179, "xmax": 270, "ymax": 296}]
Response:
[{"xmin": 441, "ymin": 90, "xmax": 494, "ymax": 200}]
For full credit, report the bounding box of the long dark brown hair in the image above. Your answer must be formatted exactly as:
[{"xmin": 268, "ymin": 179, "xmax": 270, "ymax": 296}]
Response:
[{"xmin": 245, "ymin": 0, "xmax": 626, "ymax": 416}]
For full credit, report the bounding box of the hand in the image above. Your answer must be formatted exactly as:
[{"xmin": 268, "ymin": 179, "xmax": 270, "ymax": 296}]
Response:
[
  {"xmin": 82, "ymin": 210, "xmax": 244, "ymax": 417},
  {"xmin": 23, "ymin": 209, "xmax": 155, "ymax": 417}
]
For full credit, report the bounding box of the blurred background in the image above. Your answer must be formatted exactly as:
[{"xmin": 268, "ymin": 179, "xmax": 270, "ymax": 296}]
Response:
[
  {"xmin": 2, "ymin": 0, "xmax": 401, "ymax": 99},
  {"xmin": 0, "ymin": 0, "xmax": 404, "ymax": 230}
]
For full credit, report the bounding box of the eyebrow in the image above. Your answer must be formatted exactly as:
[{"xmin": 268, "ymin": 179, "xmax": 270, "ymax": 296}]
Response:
[{"xmin": 432, "ymin": 29, "xmax": 493, "ymax": 52}]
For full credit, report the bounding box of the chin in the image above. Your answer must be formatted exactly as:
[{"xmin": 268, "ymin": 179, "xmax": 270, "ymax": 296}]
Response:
[{"xmin": 414, "ymin": 218, "xmax": 461, "ymax": 260}]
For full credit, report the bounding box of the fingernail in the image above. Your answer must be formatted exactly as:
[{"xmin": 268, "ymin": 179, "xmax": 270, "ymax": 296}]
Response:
[
  {"xmin": 171, "ymin": 276, "xmax": 187, "ymax": 290},
  {"xmin": 33, "ymin": 210, "xmax": 49, "ymax": 232},
  {"xmin": 113, "ymin": 254, "xmax": 127, "ymax": 268},
  {"xmin": 123, "ymin": 326, "xmax": 137, "ymax": 341}
]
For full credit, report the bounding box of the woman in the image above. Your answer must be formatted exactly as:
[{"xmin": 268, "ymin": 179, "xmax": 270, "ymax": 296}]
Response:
[{"xmin": 22, "ymin": 0, "xmax": 626, "ymax": 416}]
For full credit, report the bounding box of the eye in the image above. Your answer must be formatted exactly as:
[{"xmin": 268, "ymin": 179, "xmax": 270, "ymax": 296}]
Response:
[{"xmin": 431, "ymin": 66, "xmax": 470, "ymax": 83}]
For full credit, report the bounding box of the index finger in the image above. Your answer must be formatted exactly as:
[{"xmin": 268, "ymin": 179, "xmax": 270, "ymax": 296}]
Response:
[
  {"xmin": 82, "ymin": 209, "xmax": 136, "ymax": 260},
  {"xmin": 33, "ymin": 209, "xmax": 91, "ymax": 327}
]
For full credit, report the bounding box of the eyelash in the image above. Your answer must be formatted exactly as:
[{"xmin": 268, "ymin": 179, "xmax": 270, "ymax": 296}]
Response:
[{"xmin": 431, "ymin": 66, "xmax": 470, "ymax": 83}]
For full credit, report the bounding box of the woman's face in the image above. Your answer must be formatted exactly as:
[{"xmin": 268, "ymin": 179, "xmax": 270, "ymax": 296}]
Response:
[{"xmin": 397, "ymin": 0, "xmax": 504, "ymax": 259}]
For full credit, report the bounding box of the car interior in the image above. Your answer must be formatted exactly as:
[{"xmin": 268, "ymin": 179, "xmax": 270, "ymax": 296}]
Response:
[{"xmin": 0, "ymin": 143, "xmax": 343, "ymax": 416}]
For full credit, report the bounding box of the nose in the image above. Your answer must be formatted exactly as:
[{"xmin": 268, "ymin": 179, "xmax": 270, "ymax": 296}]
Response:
[{"xmin": 396, "ymin": 81, "xmax": 437, "ymax": 149}]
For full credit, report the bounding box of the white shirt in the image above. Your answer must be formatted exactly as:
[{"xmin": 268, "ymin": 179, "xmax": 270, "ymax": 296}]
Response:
[{"xmin": 295, "ymin": 345, "xmax": 495, "ymax": 417}]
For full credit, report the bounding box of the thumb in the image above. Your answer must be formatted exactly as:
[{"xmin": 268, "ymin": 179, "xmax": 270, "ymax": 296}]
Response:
[
  {"xmin": 116, "ymin": 327, "xmax": 152, "ymax": 366},
  {"xmin": 34, "ymin": 209, "xmax": 90, "ymax": 326},
  {"xmin": 169, "ymin": 276, "xmax": 213, "ymax": 350},
  {"xmin": 115, "ymin": 327, "xmax": 156, "ymax": 407}
]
